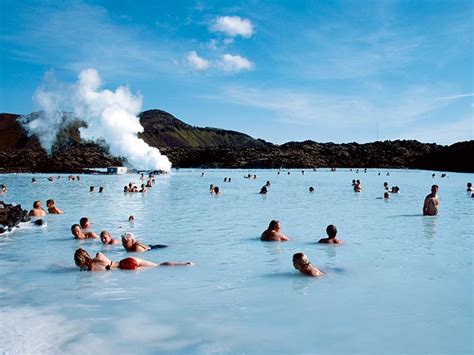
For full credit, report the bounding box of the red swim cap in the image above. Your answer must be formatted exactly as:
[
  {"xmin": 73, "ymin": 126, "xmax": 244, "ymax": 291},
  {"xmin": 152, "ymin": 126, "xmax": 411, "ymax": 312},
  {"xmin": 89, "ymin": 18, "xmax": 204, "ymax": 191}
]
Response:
[{"xmin": 119, "ymin": 257, "xmax": 138, "ymax": 270}]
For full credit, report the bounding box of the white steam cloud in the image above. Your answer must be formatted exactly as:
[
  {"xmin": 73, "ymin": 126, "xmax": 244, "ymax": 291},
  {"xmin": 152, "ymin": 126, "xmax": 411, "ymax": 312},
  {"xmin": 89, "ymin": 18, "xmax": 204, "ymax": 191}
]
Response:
[{"xmin": 22, "ymin": 69, "xmax": 171, "ymax": 172}]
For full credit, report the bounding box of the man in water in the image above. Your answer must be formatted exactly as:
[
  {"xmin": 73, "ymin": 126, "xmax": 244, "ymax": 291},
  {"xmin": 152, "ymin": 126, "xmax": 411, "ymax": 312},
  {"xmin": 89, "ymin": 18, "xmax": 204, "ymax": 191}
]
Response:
[
  {"xmin": 423, "ymin": 185, "xmax": 439, "ymax": 216},
  {"xmin": 28, "ymin": 200, "xmax": 46, "ymax": 217},
  {"xmin": 261, "ymin": 220, "xmax": 289, "ymax": 241},
  {"xmin": 318, "ymin": 224, "xmax": 342, "ymax": 244},
  {"xmin": 71, "ymin": 224, "xmax": 97, "ymax": 239},
  {"xmin": 46, "ymin": 199, "xmax": 63, "ymax": 214},
  {"xmin": 292, "ymin": 253, "xmax": 324, "ymax": 277}
]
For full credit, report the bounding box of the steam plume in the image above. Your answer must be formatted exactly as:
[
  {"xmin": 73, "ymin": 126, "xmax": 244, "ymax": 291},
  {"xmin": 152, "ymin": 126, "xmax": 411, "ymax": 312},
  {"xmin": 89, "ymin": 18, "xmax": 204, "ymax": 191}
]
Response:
[{"xmin": 21, "ymin": 69, "xmax": 171, "ymax": 172}]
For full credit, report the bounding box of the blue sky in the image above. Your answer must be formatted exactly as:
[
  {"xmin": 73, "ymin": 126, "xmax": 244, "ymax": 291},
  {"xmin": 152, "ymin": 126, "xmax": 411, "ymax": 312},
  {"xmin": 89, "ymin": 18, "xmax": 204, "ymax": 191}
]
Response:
[{"xmin": 1, "ymin": 0, "xmax": 472, "ymax": 144}]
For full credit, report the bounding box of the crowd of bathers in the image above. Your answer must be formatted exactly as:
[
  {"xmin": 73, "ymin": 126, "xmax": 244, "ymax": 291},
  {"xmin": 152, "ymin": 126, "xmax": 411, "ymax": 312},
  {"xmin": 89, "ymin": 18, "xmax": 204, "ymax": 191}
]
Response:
[{"xmin": 1, "ymin": 171, "xmax": 473, "ymax": 276}]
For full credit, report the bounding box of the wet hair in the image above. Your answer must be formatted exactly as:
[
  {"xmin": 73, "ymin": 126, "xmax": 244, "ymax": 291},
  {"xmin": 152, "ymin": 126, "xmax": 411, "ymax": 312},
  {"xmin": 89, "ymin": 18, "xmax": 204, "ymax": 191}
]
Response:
[
  {"xmin": 309, "ymin": 187, "xmax": 315, "ymax": 192},
  {"xmin": 121, "ymin": 232, "xmax": 135, "ymax": 243},
  {"xmin": 89, "ymin": 186, "xmax": 94, "ymax": 192},
  {"xmin": 260, "ymin": 186, "xmax": 268, "ymax": 194},
  {"xmin": 268, "ymin": 220, "xmax": 280, "ymax": 231},
  {"xmin": 46, "ymin": 199, "xmax": 54, "ymax": 206},
  {"xmin": 79, "ymin": 217, "xmax": 89, "ymax": 228},
  {"xmin": 71, "ymin": 224, "xmax": 81, "ymax": 232},
  {"xmin": 213, "ymin": 186, "xmax": 219, "ymax": 194},
  {"xmin": 292, "ymin": 253, "xmax": 310, "ymax": 269},
  {"xmin": 33, "ymin": 200, "xmax": 41, "ymax": 208},
  {"xmin": 431, "ymin": 184, "xmax": 439, "ymax": 191},
  {"xmin": 100, "ymin": 230, "xmax": 110, "ymax": 238},
  {"xmin": 467, "ymin": 182, "xmax": 472, "ymax": 188},
  {"xmin": 74, "ymin": 248, "xmax": 91, "ymax": 271},
  {"xmin": 99, "ymin": 186, "xmax": 104, "ymax": 193},
  {"xmin": 128, "ymin": 215, "xmax": 135, "ymax": 222},
  {"xmin": 384, "ymin": 192, "xmax": 390, "ymax": 199},
  {"xmin": 326, "ymin": 224, "xmax": 337, "ymax": 238}
]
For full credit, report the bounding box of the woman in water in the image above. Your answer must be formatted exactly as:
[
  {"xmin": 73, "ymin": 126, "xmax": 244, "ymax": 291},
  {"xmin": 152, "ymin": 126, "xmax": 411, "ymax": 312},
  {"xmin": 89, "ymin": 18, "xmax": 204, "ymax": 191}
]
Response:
[
  {"xmin": 100, "ymin": 230, "xmax": 119, "ymax": 245},
  {"xmin": 260, "ymin": 220, "xmax": 289, "ymax": 241},
  {"xmin": 74, "ymin": 248, "xmax": 192, "ymax": 271},
  {"xmin": 292, "ymin": 253, "xmax": 324, "ymax": 277}
]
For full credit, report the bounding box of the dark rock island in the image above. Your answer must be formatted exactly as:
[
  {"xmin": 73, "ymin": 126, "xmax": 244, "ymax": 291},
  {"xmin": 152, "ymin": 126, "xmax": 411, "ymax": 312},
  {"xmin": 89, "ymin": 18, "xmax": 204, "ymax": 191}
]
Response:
[{"xmin": 0, "ymin": 110, "xmax": 472, "ymax": 173}]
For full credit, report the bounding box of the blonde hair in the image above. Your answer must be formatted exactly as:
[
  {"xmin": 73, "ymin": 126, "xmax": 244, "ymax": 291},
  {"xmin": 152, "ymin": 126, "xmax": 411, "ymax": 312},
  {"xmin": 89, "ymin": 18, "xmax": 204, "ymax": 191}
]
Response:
[
  {"xmin": 292, "ymin": 253, "xmax": 310, "ymax": 269},
  {"xmin": 121, "ymin": 232, "xmax": 135, "ymax": 242},
  {"xmin": 74, "ymin": 248, "xmax": 91, "ymax": 271}
]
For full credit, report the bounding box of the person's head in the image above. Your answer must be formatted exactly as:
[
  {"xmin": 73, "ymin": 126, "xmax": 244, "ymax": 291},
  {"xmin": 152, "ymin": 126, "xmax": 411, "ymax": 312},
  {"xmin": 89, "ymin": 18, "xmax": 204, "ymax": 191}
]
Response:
[
  {"xmin": 352, "ymin": 179, "xmax": 355, "ymax": 184},
  {"xmin": 293, "ymin": 253, "xmax": 310, "ymax": 270},
  {"xmin": 383, "ymin": 182, "xmax": 388, "ymax": 187},
  {"xmin": 46, "ymin": 199, "xmax": 54, "ymax": 208},
  {"xmin": 213, "ymin": 186, "xmax": 219, "ymax": 194},
  {"xmin": 74, "ymin": 248, "xmax": 92, "ymax": 271},
  {"xmin": 71, "ymin": 224, "xmax": 82, "ymax": 238},
  {"xmin": 384, "ymin": 192, "xmax": 390, "ymax": 199},
  {"xmin": 467, "ymin": 182, "xmax": 472, "ymax": 188},
  {"xmin": 268, "ymin": 220, "xmax": 280, "ymax": 231},
  {"xmin": 121, "ymin": 232, "xmax": 136, "ymax": 248},
  {"xmin": 128, "ymin": 215, "xmax": 135, "ymax": 222},
  {"xmin": 431, "ymin": 185, "xmax": 439, "ymax": 194},
  {"xmin": 33, "ymin": 200, "xmax": 41, "ymax": 209},
  {"xmin": 100, "ymin": 230, "xmax": 112, "ymax": 244},
  {"xmin": 356, "ymin": 179, "xmax": 360, "ymax": 184},
  {"xmin": 89, "ymin": 186, "xmax": 94, "ymax": 192},
  {"xmin": 79, "ymin": 217, "xmax": 90, "ymax": 229},
  {"xmin": 309, "ymin": 187, "xmax": 315, "ymax": 192},
  {"xmin": 99, "ymin": 186, "xmax": 104, "ymax": 193},
  {"xmin": 141, "ymin": 184, "xmax": 145, "ymax": 188},
  {"xmin": 326, "ymin": 224, "xmax": 337, "ymax": 238},
  {"xmin": 124, "ymin": 186, "xmax": 128, "ymax": 192}
]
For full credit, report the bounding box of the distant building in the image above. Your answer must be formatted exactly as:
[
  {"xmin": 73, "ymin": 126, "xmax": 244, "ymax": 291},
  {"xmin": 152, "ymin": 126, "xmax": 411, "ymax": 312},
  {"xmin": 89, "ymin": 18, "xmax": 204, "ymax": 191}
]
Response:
[{"xmin": 107, "ymin": 166, "xmax": 128, "ymax": 175}]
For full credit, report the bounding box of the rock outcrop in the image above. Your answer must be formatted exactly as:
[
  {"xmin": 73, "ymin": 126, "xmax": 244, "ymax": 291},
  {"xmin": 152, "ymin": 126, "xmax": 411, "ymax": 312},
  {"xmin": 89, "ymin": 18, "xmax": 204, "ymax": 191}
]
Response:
[{"xmin": 0, "ymin": 202, "xmax": 30, "ymax": 234}]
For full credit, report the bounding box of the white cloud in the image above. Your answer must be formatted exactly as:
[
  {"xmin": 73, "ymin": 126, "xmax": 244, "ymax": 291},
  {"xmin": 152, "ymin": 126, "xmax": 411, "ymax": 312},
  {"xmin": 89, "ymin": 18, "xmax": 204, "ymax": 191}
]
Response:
[
  {"xmin": 217, "ymin": 54, "xmax": 254, "ymax": 72},
  {"xmin": 210, "ymin": 16, "xmax": 254, "ymax": 38},
  {"xmin": 186, "ymin": 51, "xmax": 210, "ymax": 70}
]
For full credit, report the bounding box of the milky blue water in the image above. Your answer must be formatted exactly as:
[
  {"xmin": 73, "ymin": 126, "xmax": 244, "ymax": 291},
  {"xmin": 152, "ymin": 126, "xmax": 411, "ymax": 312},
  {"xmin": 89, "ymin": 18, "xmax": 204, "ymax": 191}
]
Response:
[{"xmin": 0, "ymin": 169, "xmax": 472, "ymax": 354}]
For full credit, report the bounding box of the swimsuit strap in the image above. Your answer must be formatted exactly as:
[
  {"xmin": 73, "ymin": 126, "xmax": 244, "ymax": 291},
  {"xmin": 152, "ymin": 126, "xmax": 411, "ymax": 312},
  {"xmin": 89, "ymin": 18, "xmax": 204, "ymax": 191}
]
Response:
[{"xmin": 105, "ymin": 261, "xmax": 113, "ymax": 270}]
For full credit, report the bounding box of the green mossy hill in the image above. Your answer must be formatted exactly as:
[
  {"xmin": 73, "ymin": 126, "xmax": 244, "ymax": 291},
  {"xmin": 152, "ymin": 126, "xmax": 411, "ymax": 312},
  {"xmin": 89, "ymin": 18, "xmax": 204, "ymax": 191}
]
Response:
[{"xmin": 139, "ymin": 109, "xmax": 268, "ymax": 148}]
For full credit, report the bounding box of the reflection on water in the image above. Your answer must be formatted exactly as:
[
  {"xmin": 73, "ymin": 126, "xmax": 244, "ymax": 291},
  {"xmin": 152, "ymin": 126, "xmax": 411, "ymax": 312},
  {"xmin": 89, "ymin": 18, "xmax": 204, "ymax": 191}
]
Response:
[{"xmin": 0, "ymin": 169, "xmax": 472, "ymax": 354}]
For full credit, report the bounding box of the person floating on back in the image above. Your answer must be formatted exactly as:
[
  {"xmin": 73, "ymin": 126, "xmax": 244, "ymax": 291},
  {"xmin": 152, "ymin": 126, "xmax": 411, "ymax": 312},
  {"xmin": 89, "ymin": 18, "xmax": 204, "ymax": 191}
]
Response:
[
  {"xmin": 121, "ymin": 232, "xmax": 167, "ymax": 252},
  {"xmin": 46, "ymin": 199, "xmax": 63, "ymax": 214},
  {"xmin": 423, "ymin": 184, "xmax": 439, "ymax": 216},
  {"xmin": 292, "ymin": 253, "xmax": 324, "ymax": 277},
  {"xmin": 74, "ymin": 248, "xmax": 191, "ymax": 271},
  {"xmin": 318, "ymin": 224, "xmax": 342, "ymax": 244},
  {"xmin": 260, "ymin": 220, "xmax": 289, "ymax": 242}
]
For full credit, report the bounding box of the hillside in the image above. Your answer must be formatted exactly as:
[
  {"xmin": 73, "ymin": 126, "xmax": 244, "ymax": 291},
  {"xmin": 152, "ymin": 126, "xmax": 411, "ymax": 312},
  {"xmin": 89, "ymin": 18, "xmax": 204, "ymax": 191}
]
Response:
[{"xmin": 0, "ymin": 111, "xmax": 472, "ymax": 173}]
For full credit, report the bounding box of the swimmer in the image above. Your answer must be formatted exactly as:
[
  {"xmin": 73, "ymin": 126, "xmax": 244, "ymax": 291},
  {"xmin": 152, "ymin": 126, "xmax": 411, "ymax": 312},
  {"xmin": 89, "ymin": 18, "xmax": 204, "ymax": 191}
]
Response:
[
  {"xmin": 265, "ymin": 180, "xmax": 271, "ymax": 187},
  {"xmin": 90, "ymin": 186, "xmax": 95, "ymax": 192},
  {"xmin": 423, "ymin": 184, "xmax": 439, "ymax": 216},
  {"xmin": 390, "ymin": 186, "xmax": 400, "ymax": 193},
  {"xmin": 318, "ymin": 224, "xmax": 342, "ymax": 244},
  {"xmin": 228, "ymin": 178, "xmax": 232, "ymax": 183},
  {"xmin": 146, "ymin": 180, "xmax": 152, "ymax": 188},
  {"xmin": 79, "ymin": 217, "xmax": 91, "ymax": 230},
  {"xmin": 124, "ymin": 186, "xmax": 129, "ymax": 193},
  {"xmin": 384, "ymin": 192, "xmax": 390, "ymax": 199},
  {"xmin": 309, "ymin": 186, "xmax": 315, "ymax": 193},
  {"xmin": 128, "ymin": 215, "xmax": 135, "ymax": 223},
  {"xmin": 28, "ymin": 200, "xmax": 46, "ymax": 217},
  {"xmin": 77, "ymin": 175, "xmax": 81, "ymax": 181},
  {"xmin": 1, "ymin": 184, "xmax": 6, "ymax": 193},
  {"xmin": 467, "ymin": 182, "xmax": 473, "ymax": 192},
  {"xmin": 74, "ymin": 248, "xmax": 191, "ymax": 271},
  {"xmin": 292, "ymin": 253, "xmax": 324, "ymax": 277},
  {"xmin": 99, "ymin": 186, "xmax": 104, "ymax": 193},
  {"xmin": 139, "ymin": 184, "xmax": 147, "ymax": 192},
  {"xmin": 351, "ymin": 179, "xmax": 356, "ymax": 186},
  {"xmin": 224, "ymin": 177, "xmax": 227, "ymax": 182},
  {"xmin": 71, "ymin": 224, "xmax": 97, "ymax": 239},
  {"xmin": 46, "ymin": 199, "xmax": 63, "ymax": 214},
  {"xmin": 354, "ymin": 180, "xmax": 362, "ymax": 192},
  {"xmin": 212, "ymin": 186, "xmax": 220, "ymax": 195},
  {"xmin": 47, "ymin": 176, "xmax": 54, "ymax": 182},
  {"xmin": 209, "ymin": 184, "xmax": 214, "ymax": 193},
  {"xmin": 259, "ymin": 186, "xmax": 268, "ymax": 194},
  {"xmin": 121, "ymin": 232, "xmax": 167, "ymax": 252},
  {"xmin": 31, "ymin": 178, "xmax": 37, "ymax": 183},
  {"xmin": 201, "ymin": 172, "xmax": 205, "ymax": 177},
  {"xmin": 260, "ymin": 220, "xmax": 289, "ymax": 242},
  {"xmin": 432, "ymin": 173, "xmax": 435, "ymax": 178},
  {"xmin": 383, "ymin": 182, "xmax": 389, "ymax": 190},
  {"xmin": 100, "ymin": 230, "xmax": 119, "ymax": 245},
  {"xmin": 301, "ymin": 170, "xmax": 305, "ymax": 175}
]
